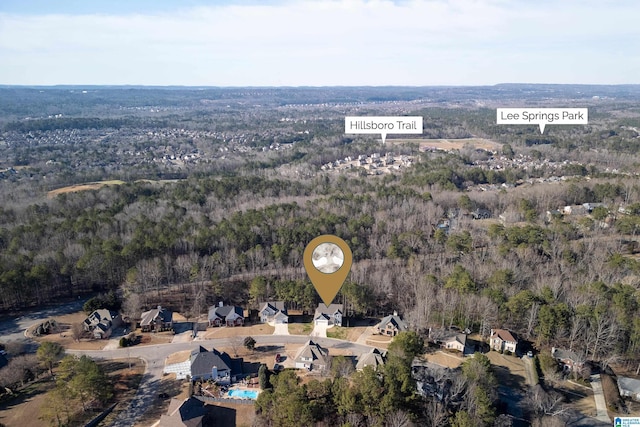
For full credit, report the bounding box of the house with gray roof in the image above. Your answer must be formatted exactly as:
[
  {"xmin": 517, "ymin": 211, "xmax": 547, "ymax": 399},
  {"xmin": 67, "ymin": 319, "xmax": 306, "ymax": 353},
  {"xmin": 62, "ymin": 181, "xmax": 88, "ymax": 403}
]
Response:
[
  {"xmin": 551, "ymin": 347, "xmax": 585, "ymax": 373},
  {"xmin": 83, "ymin": 309, "xmax": 122, "ymax": 339},
  {"xmin": 618, "ymin": 377, "xmax": 640, "ymax": 401},
  {"xmin": 314, "ymin": 303, "xmax": 343, "ymax": 327},
  {"xmin": 189, "ymin": 346, "xmax": 232, "ymax": 384},
  {"xmin": 376, "ymin": 312, "xmax": 408, "ymax": 337},
  {"xmin": 158, "ymin": 397, "xmax": 206, "ymax": 427},
  {"xmin": 140, "ymin": 305, "xmax": 173, "ymax": 332},
  {"xmin": 440, "ymin": 333, "xmax": 472, "ymax": 355},
  {"xmin": 294, "ymin": 340, "xmax": 329, "ymax": 371},
  {"xmin": 356, "ymin": 348, "xmax": 386, "ymax": 371},
  {"xmin": 208, "ymin": 303, "xmax": 244, "ymax": 327},
  {"xmin": 259, "ymin": 301, "xmax": 288, "ymax": 324}
]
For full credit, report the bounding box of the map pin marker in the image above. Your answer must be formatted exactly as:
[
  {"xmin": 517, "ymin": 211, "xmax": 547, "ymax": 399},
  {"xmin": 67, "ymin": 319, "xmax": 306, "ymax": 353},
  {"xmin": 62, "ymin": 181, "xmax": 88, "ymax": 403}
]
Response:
[{"xmin": 303, "ymin": 235, "xmax": 353, "ymax": 306}]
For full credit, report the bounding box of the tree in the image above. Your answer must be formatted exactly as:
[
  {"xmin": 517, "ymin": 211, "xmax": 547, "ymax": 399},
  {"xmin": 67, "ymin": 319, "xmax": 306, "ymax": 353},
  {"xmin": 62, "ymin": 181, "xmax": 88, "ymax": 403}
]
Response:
[
  {"xmin": 70, "ymin": 323, "xmax": 84, "ymax": 342},
  {"xmin": 258, "ymin": 364, "xmax": 269, "ymax": 389},
  {"xmin": 244, "ymin": 336, "xmax": 256, "ymax": 351},
  {"xmin": 36, "ymin": 341, "xmax": 64, "ymax": 377}
]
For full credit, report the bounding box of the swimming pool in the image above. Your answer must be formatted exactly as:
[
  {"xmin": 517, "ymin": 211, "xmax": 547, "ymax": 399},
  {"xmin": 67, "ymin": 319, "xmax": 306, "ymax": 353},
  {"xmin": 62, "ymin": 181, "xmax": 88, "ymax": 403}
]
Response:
[{"xmin": 228, "ymin": 389, "xmax": 259, "ymax": 399}]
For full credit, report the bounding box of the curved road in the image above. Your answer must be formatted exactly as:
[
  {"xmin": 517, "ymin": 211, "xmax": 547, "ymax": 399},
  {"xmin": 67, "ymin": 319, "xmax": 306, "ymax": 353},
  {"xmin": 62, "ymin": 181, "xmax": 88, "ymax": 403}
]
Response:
[{"xmin": 69, "ymin": 335, "xmax": 374, "ymax": 427}]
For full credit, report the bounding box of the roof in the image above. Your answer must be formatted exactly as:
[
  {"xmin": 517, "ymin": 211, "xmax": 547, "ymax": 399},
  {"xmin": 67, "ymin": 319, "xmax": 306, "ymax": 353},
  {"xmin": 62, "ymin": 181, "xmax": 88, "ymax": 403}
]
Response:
[
  {"xmin": 273, "ymin": 310, "xmax": 289, "ymax": 320},
  {"xmin": 551, "ymin": 347, "xmax": 582, "ymax": 363},
  {"xmin": 315, "ymin": 303, "xmax": 343, "ymax": 316},
  {"xmin": 443, "ymin": 333, "xmax": 467, "ymax": 347},
  {"xmin": 315, "ymin": 313, "xmax": 330, "ymax": 322},
  {"xmin": 140, "ymin": 306, "xmax": 172, "ymax": 326},
  {"xmin": 618, "ymin": 377, "xmax": 640, "ymax": 394},
  {"xmin": 190, "ymin": 346, "xmax": 231, "ymax": 378},
  {"xmin": 356, "ymin": 348, "xmax": 385, "ymax": 370},
  {"xmin": 208, "ymin": 305, "xmax": 243, "ymax": 321},
  {"xmin": 491, "ymin": 329, "xmax": 517, "ymax": 343},
  {"xmin": 84, "ymin": 309, "xmax": 118, "ymax": 327},
  {"xmin": 260, "ymin": 301, "xmax": 287, "ymax": 314},
  {"xmin": 295, "ymin": 340, "xmax": 328, "ymax": 365},
  {"xmin": 378, "ymin": 314, "xmax": 408, "ymax": 332},
  {"xmin": 159, "ymin": 397, "xmax": 206, "ymax": 427}
]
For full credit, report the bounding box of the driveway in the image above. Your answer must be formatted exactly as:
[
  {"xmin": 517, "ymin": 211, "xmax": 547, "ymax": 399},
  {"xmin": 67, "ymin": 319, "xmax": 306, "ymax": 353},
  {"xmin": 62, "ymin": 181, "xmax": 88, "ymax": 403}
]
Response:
[
  {"xmin": 590, "ymin": 374, "xmax": 611, "ymax": 424},
  {"xmin": 273, "ymin": 323, "xmax": 289, "ymax": 335},
  {"xmin": 355, "ymin": 326, "xmax": 375, "ymax": 344},
  {"xmin": 311, "ymin": 323, "xmax": 328, "ymax": 338}
]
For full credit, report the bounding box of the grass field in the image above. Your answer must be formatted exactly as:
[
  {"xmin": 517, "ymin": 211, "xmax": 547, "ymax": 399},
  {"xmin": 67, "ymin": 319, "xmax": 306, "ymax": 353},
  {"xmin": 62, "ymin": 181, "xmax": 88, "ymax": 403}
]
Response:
[
  {"xmin": 288, "ymin": 323, "xmax": 313, "ymax": 335},
  {"xmin": 47, "ymin": 178, "xmax": 181, "ymax": 198},
  {"xmin": 388, "ymin": 137, "xmax": 502, "ymax": 152}
]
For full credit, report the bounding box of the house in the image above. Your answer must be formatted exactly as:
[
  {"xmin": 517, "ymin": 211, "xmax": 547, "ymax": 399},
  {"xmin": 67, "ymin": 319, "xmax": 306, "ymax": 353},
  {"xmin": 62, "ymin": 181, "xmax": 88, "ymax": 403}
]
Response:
[
  {"xmin": 208, "ymin": 303, "xmax": 244, "ymax": 327},
  {"xmin": 259, "ymin": 301, "xmax": 288, "ymax": 324},
  {"xmin": 294, "ymin": 340, "xmax": 329, "ymax": 371},
  {"xmin": 140, "ymin": 305, "xmax": 173, "ymax": 332},
  {"xmin": 356, "ymin": 348, "xmax": 386, "ymax": 371},
  {"xmin": 551, "ymin": 347, "xmax": 585, "ymax": 373},
  {"xmin": 164, "ymin": 346, "xmax": 237, "ymax": 384},
  {"xmin": 83, "ymin": 309, "xmax": 122, "ymax": 339},
  {"xmin": 376, "ymin": 312, "xmax": 408, "ymax": 337},
  {"xmin": 439, "ymin": 333, "xmax": 472, "ymax": 355},
  {"xmin": 158, "ymin": 397, "xmax": 206, "ymax": 427},
  {"xmin": 314, "ymin": 303, "xmax": 343, "ymax": 327},
  {"xmin": 490, "ymin": 329, "xmax": 518, "ymax": 353},
  {"xmin": 618, "ymin": 377, "xmax": 640, "ymax": 401}
]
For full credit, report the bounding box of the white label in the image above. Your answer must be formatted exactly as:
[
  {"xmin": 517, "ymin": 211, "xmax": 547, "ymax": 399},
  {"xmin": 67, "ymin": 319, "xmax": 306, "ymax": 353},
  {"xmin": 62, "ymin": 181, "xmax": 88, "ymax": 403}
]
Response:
[
  {"xmin": 496, "ymin": 108, "xmax": 588, "ymax": 134},
  {"xmin": 615, "ymin": 417, "xmax": 640, "ymax": 427},
  {"xmin": 345, "ymin": 116, "xmax": 423, "ymax": 144}
]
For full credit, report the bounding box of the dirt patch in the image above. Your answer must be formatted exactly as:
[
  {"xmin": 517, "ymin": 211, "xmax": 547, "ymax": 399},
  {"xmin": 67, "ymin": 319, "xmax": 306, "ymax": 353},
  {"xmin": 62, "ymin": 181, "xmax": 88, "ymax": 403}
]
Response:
[
  {"xmin": 205, "ymin": 401, "xmax": 256, "ymax": 427},
  {"xmin": 327, "ymin": 326, "xmax": 367, "ymax": 341},
  {"xmin": 165, "ymin": 350, "xmax": 191, "ymax": 366},
  {"xmin": 388, "ymin": 137, "xmax": 502, "ymax": 152},
  {"xmin": 423, "ymin": 351, "xmax": 464, "ymax": 369},
  {"xmin": 47, "ymin": 180, "xmax": 126, "ymax": 198},
  {"xmin": 200, "ymin": 324, "xmax": 274, "ymax": 339}
]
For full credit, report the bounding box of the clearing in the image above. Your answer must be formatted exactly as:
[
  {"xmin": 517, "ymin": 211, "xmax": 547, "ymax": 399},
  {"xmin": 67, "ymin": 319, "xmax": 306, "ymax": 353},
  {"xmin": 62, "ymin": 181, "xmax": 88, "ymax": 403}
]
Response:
[{"xmin": 388, "ymin": 137, "xmax": 502, "ymax": 152}]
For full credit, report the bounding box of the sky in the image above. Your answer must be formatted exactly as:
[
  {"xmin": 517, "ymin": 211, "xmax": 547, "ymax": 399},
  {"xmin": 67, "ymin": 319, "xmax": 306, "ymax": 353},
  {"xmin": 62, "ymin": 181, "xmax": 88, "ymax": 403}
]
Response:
[{"xmin": 0, "ymin": 0, "xmax": 638, "ymax": 86}]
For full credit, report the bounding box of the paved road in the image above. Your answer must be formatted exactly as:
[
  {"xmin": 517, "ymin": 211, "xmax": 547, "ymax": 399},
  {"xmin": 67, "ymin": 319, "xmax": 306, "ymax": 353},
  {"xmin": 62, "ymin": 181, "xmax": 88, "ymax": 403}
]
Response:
[
  {"xmin": 0, "ymin": 299, "xmax": 86, "ymax": 352},
  {"xmin": 69, "ymin": 335, "xmax": 374, "ymax": 427}
]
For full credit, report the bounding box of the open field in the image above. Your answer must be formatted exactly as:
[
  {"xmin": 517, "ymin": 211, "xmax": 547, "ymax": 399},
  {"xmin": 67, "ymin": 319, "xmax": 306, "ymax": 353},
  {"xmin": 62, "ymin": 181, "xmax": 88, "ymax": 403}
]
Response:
[
  {"xmin": 47, "ymin": 180, "xmax": 126, "ymax": 197},
  {"xmin": 388, "ymin": 137, "xmax": 502, "ymax": 152},
  {"xmin": 47, "ymin": 179, "xmax": 182, "ymax": 198},
  {"xmin": 200, "ymin": 323, "xmax": 274, "ymax": 339}
]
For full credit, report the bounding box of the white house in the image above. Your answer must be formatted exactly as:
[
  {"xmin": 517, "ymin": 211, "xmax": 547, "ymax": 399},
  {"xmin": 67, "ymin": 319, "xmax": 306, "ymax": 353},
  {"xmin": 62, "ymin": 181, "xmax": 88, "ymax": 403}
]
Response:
[
  {"xmin": 490, "ymin": 329, "xmax": 518, "ymax": 353},
  {"xmin": 314, "ymin": 303, "xmax": 343, "ymax": 327},
  {"xmin": 259, "ymin": 301, "xmax": 288, "ymax": 324},
  {"xmin": 294, "ymin": 340, "xmax": 329, "ymax": 371}
]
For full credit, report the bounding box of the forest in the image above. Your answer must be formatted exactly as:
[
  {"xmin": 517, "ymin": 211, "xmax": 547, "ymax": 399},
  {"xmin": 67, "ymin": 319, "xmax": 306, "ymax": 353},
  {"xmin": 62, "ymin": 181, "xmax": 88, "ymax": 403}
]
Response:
[{"xmin": 2, "ymin": 85, "xmax": 640, "ymax": 425}]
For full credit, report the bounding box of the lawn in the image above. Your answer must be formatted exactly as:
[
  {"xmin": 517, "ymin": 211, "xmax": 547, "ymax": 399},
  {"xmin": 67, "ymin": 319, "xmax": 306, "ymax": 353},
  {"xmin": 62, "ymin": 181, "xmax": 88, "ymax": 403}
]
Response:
[{"xmin": 288, "ymin": 323, "xmax": 313, "ymax": 335}]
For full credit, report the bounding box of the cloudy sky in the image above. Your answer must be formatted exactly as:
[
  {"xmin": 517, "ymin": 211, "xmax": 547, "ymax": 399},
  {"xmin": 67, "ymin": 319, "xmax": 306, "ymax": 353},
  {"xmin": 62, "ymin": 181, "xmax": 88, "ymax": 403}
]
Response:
[{"xmin": 0, "ymin": 0, "xmax": 638, "ymax": 86}]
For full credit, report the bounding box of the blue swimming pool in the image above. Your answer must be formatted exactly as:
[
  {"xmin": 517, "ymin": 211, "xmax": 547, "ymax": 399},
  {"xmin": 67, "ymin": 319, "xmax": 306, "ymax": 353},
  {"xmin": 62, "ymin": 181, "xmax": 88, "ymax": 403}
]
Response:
[{"xmin": 228, "ymin": 389, "xmax": 259, "ymax": 399}]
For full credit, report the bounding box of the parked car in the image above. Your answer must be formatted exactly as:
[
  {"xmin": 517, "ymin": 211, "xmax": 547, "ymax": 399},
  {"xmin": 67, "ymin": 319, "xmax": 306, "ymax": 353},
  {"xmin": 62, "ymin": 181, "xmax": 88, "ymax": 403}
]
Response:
[
  {"xmin": 275, "ymin": 353, "xmax": 281, "ymax": 363},
  {"xmin": 527, "ymin": 351, "xmax": 534, "ymax": 358},
  {"xmin": 274, "ymin": 364, "xmax": 284, "ymax": 372}
]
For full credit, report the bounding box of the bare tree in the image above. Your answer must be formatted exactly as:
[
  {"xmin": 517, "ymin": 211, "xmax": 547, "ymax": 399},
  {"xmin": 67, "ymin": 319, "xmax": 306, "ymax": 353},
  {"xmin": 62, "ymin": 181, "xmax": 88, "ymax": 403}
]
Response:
[{"xmin": 70, "ymin": 323, "xmax": 84, "ymax": 342}]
